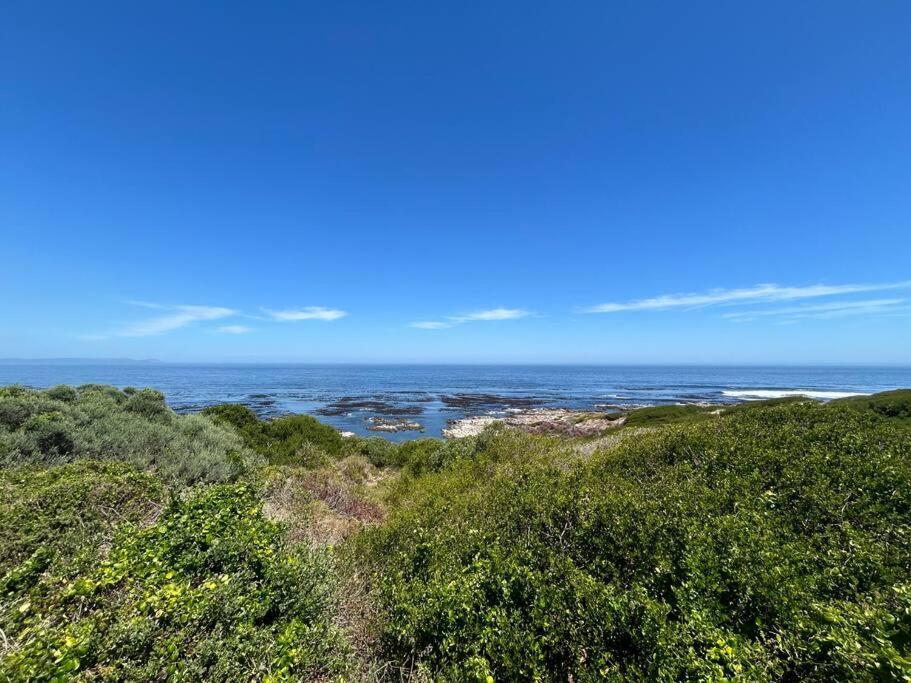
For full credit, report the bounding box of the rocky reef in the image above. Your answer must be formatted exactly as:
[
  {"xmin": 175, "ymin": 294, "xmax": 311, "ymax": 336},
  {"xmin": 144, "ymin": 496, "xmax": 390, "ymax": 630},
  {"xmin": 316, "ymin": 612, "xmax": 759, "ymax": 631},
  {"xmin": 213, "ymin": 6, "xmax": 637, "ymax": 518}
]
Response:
[
  {"xmin": 367, "ymin": 416, "xmax": 425, "ymax": 433},
  {"xmin": 443, "ymin": 408, "xmax": 624, "ymax": 438}
]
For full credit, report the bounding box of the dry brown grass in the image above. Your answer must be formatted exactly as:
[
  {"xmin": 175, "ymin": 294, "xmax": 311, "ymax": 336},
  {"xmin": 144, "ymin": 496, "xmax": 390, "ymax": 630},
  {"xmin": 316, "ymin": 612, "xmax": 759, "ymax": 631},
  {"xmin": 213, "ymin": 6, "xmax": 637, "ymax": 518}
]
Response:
[
  {"xmin": 260, "ymin": 456, "xmax": 397, "ymax": 548},
  {"xmin": 259, "ymin": 456, "xmax": 408, "ymax": 679}
]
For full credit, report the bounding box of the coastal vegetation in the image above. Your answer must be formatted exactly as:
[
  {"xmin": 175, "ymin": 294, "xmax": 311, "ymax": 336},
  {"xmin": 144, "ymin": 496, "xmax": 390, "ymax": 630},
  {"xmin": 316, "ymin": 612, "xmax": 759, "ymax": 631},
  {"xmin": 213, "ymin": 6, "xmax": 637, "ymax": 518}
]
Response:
[
  {"xmin": 1, "ymin": 385, "xmax": 910, "ymax": 680},
  {"xmin": 835, "ymin": 389, "xmax": 911, "ymax": 425},
  {"xmin": 0, "ymin": 385, "xmax": 258, "ymax": 485}
]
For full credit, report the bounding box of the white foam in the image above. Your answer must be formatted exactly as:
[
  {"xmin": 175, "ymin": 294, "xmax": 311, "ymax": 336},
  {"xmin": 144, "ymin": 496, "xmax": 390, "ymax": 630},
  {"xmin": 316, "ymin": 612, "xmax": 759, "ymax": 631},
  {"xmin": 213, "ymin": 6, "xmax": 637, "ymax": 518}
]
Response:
[{"xmin": 722, "ymin": 389, "xmax": 869, "ymax": 401}]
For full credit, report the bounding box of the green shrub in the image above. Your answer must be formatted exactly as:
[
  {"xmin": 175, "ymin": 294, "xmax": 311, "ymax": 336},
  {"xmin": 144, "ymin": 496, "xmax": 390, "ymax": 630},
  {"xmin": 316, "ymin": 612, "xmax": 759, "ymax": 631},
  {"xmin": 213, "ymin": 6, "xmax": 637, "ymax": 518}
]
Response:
[
  {"xmin": 263, "ymin": 415, "xmax": 345, "ymax": 461},
  {"xmin": 123, "ymin": 387, "xmax": 172, "ymax": 422},
  {"xmin": 0, "ymin": 386, "xmax": 260, "ymax": 485},
  {"xmin": 0, "ymin": 461, "xmax": 166, "ymax": 581},
  {"xmin": 43, "ymin": 385, "xmax": 77, "ymax": 402},
  {"xmin": 836, "ymin": 388, "xmax": 911, "ymax": 424},
  {"xmin": 342, "ymin": 436, "xmax": 401, "ymax": 468},
  {"xmin": 1, "ymin": 483, "xmax": 349, "ymax": 681},
  {"xmin": 202, "ymin": 404, "xmax": 266, "ymax": 442},
  {"xmin": 360, "ymin": 402, "xmax": 911, "ymax": 680},
  {"xmin": 294, "ymin": 441, "xmax": 332, "ymax": 469},
  {"xmin": 20, "ymin": 411, "xmax": 76, "ymax": 458},
  {"xmin": 394, "ymin": 438, "xmax": 443, "ymax": 475},
  {"xmin": 0, "ymin": 386, "xmax": 60, "ymax": 430},
  {"xmin": 76, "ymin": 383, "xmax": 127, "ymax": 403},
  {"xmin": 203, "ymin": 405, "xmax": 345, "ymax": 464},
  {"xmin": 622, "ymin": 403, "xmax": 715, "ymax": 427}
]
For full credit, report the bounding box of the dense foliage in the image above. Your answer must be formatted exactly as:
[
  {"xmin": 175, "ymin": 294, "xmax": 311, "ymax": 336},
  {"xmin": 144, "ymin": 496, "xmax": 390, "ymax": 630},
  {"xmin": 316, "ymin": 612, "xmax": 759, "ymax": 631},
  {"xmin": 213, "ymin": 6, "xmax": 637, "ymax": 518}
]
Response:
[
  {"xmin": 1, "ymin": 480, "xmax": 347, "ymax": 681},
  {"xmin": 201, "ymin": 403, "xmax": 491, "ymax": 475},
  {"xmin": 2, "ymin": 385, "xmax": 911, "ymax": 681},
  {"xmin": 362, "ymin": 402, "xmax": 911, "ymax": 680},
  {"xmin": 836, "ymin": 389, "xmax": 911, "ymax": 425},
  {"xmin": 202, "ymin": 404, "xmax": 345, "ymax": 464},
  {"xmin": 0, "ymin": 461, "xmax": 166, "ymax": 587},
  {"xmin": 619, "ymin": 403, "xmax": 715, "ymax": 427},
  {"xmin": 0, "ymin": 385, "xmax": 258, "ymax": 485}
]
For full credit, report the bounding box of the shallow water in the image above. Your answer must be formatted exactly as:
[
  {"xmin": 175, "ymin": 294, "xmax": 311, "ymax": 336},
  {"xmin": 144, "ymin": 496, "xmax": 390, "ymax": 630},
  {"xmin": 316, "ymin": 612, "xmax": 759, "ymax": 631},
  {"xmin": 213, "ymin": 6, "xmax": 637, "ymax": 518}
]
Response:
[{"xmin": 1, "ymin": 363, "xmax": 908, "ymax": 440}]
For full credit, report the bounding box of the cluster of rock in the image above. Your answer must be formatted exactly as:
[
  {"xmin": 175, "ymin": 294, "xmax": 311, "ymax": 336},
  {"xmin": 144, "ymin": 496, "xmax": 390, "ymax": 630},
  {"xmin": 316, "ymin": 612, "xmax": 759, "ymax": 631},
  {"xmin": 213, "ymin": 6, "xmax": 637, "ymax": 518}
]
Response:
[
  {"xmin": 366, "ymin": 416, "xmax": 424, "ymax": 433},
  {"xmin": 443, "ymin": 408, "xmax": 625, "ymax": 439}
]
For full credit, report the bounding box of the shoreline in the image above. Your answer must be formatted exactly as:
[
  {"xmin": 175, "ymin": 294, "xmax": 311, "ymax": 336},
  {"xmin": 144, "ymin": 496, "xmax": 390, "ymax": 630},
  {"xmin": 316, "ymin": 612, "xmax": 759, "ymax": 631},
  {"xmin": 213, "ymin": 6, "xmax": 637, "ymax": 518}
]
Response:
[{"xmin": 0, "ymin": 361, "xmax": 898, "ymax": 440}]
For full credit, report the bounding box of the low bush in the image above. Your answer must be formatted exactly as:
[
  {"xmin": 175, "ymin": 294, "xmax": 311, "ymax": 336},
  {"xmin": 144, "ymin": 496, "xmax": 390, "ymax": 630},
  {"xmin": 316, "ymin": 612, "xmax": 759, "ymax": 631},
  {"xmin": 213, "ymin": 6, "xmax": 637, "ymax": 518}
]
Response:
[
  {"xmin": 5, "ymin": 385, "xmax": 911, "ymax": 681},
  {"xmin": 393, "ymin": 438, "xmax": 443, "ymax": 475},
  {"xmin": 203, "ymin": 405, "xmax": 345, "ymax": 464},
  {"xmin": 0, "ymin": 386, "xmax": 259, "ymax": 485},
  {"xmin": 621, "ymin": 403, "xmax": 716, "ymax": 427},
  {"xmin": 360, "ymin": 402, "xmax": 911, "ymax": 680},
  {"xmin": 384, "ymin": 426, "xmax": 537, "ymax": 478},
  {"xmin": 0, "ymin": 461, "xmax": 165, "ymax": 583},
  {"xmin": 836, "ymin": 388, "xmax": 911, "ymax": 424},
  {"xmin": 1, "ymin": 483, "xmax": 350, "ymax": 681},
  {"xmin": 341, "ymin": 436, "xmax": 402, "ymax": 468}
]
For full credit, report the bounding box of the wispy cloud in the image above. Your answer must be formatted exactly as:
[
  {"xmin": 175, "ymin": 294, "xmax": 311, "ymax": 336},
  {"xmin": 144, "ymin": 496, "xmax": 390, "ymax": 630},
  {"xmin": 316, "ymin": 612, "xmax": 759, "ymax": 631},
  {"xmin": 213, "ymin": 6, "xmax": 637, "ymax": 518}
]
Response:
[
  {"xmin": 724, "ymin": 298, "xmax": 907, "ymax": 322},
  {"xmin": 583, "ymin": 281, "xmax": 911, "ymax": 314},
  {"xmin": 410, "ymin": 321, "xmax": 453, "ymax": 329},
  {"xmin": 122, "ymin": 300, "xmax": 168, "ymax": 310},
  {"xmin": 114, "ymin": 305, "xmax": 236, "ymax": 337},
  {"xmin": 263, "ymin": 307, "xmax": 348, "ymax": 322},
  {"xmin": 411, "ymin": 308, "xmax": 531, "ymax": 329},
  {"xmin": 451, "ymin": 308, "xmax": 531, "ymax": 322},
  {"xmin": 87, "ymin": 302, "xmax": 349, "ymax": 340}
]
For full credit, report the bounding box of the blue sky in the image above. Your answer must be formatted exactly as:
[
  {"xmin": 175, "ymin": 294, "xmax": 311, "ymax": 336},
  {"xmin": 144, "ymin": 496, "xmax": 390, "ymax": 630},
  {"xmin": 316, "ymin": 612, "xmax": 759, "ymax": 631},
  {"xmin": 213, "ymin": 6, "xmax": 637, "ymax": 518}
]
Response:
[{"xmin": 1, "ymin": 1, "xmax": 910, "ymax": 364}]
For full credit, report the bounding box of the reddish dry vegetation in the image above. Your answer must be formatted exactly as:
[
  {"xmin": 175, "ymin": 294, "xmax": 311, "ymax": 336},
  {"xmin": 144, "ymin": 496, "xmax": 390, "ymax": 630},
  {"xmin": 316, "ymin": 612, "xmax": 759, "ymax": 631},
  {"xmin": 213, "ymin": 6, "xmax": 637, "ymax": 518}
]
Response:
[{"xmin": 301, "ymin": 472, "xmax": 385, "ymax": 523}]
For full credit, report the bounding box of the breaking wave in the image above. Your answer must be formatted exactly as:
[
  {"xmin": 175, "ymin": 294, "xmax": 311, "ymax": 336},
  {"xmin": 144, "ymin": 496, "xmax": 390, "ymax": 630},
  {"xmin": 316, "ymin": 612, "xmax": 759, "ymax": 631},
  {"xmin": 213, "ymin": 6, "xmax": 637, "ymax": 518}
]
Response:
[{"xmin": 722, "ymin": 389, "xmax": 869, "ymax": 400}]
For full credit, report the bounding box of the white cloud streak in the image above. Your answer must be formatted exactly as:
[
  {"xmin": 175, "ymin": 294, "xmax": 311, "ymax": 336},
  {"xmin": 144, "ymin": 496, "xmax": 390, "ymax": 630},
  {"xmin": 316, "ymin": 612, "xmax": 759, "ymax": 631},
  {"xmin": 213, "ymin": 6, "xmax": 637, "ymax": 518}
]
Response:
[
  {"xmin": 263, "ymin": 307, "xmax": 348, "ymax": 321},
  {"xmin": 410, "ymin": 308, "xmax": 531, "ymax": 330},
  {"xmin": 410, "ymin": 321, "xmax": 453, "ymax": 329},
  {"xmin": 116, "ymin": 305, "xmax": 236, "ymax": 337},
  {"xmin": 89, "ymin": 301, "xmax": 349, "ymax": 339},
  {"xmin": 724, "ymin": 298, "xmax": 906, "ymax": 321},
  {"xmin": 450, "ymin": 308, "xmax": 531, "ymax": 322},
  {"xmin": 583, "ymin": 281, "xmax": 911, "ymax": 314},
  {"xmin": 122, "ymin": 300, "xmax": 167, "ymax": 310}
]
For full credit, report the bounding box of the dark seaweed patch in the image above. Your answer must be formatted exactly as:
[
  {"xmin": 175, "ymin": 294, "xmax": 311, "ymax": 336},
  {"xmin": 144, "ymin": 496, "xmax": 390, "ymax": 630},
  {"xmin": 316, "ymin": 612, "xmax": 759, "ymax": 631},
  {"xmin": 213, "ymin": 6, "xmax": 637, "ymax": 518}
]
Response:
[
  {"xmin": 440, "ymin": 394, "xmax": 545, "ymax": 409},
  {"xmin": 314, "ymin": 396, "xmax": 425, "ymax": 417}
]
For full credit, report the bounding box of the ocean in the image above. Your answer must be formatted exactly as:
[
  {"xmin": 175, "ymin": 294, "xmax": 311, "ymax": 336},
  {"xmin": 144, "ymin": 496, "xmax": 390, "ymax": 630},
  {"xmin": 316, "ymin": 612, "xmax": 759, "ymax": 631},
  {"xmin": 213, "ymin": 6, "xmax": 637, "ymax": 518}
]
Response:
[{"xmin": 1, "ymin": 363, "xmax": 908, "ymax": 441}]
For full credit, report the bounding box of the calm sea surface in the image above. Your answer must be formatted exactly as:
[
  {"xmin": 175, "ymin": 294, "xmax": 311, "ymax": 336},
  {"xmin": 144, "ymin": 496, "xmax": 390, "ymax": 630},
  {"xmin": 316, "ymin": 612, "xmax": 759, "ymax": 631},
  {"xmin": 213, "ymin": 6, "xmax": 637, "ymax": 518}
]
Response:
[{"xmin": 1, "ymin": 364, "xmax": 909, "ymax": 440}]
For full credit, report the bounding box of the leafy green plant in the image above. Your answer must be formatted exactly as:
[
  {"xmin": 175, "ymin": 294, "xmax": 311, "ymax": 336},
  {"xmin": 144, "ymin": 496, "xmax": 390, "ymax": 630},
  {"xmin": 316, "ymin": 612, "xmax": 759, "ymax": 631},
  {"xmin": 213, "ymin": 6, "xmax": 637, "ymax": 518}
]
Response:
[
  {"xmin": 360, "ymin": 402, "xmax": 911, "ymax": 680},
  {"xmin": 4, "ymin": 385, "xmax": 911, "ymax": 681},
  {"xmin": 621, "ymin": 403, "xmax": 716, "ymax": 427},
  {"xmin": 0, "ymin": 386, "xmax": 260, "ymax": 485},
  {"xmin": 203, "ymin": 404, "xmax": 345, "ymax": 464},
  {"xmin": 0, "ymin": 461, "xmax": 165, "ymax": 583},
  {"xmin": 1, "ymin": 483, "xmax": 349, "ymax": 681},
  {"xmin": 835, "ymin": 389, "xmax": 911, "ymax": 424}
]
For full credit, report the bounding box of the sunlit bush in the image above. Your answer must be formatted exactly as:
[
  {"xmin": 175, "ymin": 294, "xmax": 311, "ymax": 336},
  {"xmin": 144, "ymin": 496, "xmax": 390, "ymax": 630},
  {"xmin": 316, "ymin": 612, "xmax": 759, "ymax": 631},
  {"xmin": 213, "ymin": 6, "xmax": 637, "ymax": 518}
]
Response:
[
  {"xmin": 0, "ymin": 461, "xmax": 165, "ymax": 583},
  {"xmin": 203, "ymin": 405, "xmax": 345, "ymax": 464},
  {"xmin": 0, "ymin": 386, "xmax": 260, "ymax": 485},
  {"xmin": 1, "ymin": 482, "xmax": 349, "ymax": 681},
  {"xmin": 361, "ymin": 402, "xmax": 911, "ymax": 680},
  {"xmin": 836, "ymin": 388, "xmax": 911, "ymax": 424}
]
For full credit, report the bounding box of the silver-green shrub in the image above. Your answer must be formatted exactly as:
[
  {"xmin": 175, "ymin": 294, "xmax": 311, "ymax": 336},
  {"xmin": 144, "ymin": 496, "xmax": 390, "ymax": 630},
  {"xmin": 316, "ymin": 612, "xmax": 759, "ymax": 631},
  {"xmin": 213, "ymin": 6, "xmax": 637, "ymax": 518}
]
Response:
[{"xmin": 0, "ymin": 385, "xmax": 261, "ymax": 485}]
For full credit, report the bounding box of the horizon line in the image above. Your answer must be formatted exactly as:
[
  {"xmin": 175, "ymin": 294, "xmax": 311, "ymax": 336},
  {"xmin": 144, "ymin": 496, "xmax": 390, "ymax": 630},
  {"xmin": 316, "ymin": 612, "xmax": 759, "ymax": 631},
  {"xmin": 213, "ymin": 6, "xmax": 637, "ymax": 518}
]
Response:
[{"xmin": 1, "ymin": 358, "xmax": 910, "ymax": 369}]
